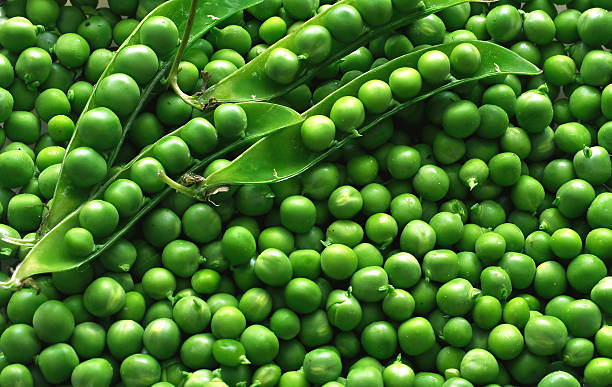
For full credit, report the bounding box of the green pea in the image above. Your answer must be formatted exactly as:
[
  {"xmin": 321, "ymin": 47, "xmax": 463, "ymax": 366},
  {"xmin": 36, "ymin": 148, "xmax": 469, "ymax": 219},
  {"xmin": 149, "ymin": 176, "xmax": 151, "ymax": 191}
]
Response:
[
  {"xmin": 560, "ymin": 299, "xmax": 602, "ymax": 338},
  {"xmin": 389, "ymin": 66, "xmax": 422, "ymax": 100},
  {"xmin": 324, "ymin": 4, "xmax": 363, "ymax": 43},
  {"xmin": 284, "ymin": 277, "xmax": 321, "ymax": 314},
  {"xmin": 450, "ymin": 43, "xmax": 481, "ymax": 76},
  {"xmin": 408, "ymin": 14, "xmax": 446, "ymax": 46},
  {"xmin": 436, "ymin": 278, "xmax": 478, "ymax": 316},
  {"xmin": 0, "ymin": 364, "xmax": 34, "ymax": 387},
  {"xmin": 382, "ymin": 288, "xmax": 415, "ymax": 322},
  {"xmin": 550, "ymin": 227, "xmax": 582, "ymax": 259},
  {"xmin": 418, "ymin": 50, "xmax": 451, "ymax": 84},
  {"xmin": 400, "ymin": 220, "xmax": 436, "ymax": 257},
  {"xmin": 487, "ymin": 324, "xmax": 524, "ymax": 361},
  {"xmin": 480, "ymin": 266, "xmax": 512, "ymax": 301},
  {"xmin": 534, "ymin": 261, "xmax": 567, "ymax": 299},
  {"xmin": 398, "ymin": 317, "xmax": 436, "ymax": 356},
  {"xmin": 265, "ymin": 47, "xmax": 299, "ymax": 84},
  {"xmin": 510, "ymin": 175, "xmax": 545, "ymax": 212},
  {"xmin": 475, "ymin": 232, "xmax": 506, "ymax": 264},
  {"xmin": 563, "ymin": 337, "xmax": 595, "ymax": 367}
]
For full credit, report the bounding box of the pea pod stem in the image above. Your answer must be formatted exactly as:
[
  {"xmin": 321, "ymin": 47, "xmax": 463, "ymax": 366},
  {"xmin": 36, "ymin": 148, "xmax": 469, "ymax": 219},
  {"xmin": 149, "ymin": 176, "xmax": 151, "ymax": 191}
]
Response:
[
  {"xmin": 167, "ymin": 0, "xmax": 206, "ymax": 110},
  {"xmin": 158, "ymin": 170, "xmax": 203, "ymax": 200}
]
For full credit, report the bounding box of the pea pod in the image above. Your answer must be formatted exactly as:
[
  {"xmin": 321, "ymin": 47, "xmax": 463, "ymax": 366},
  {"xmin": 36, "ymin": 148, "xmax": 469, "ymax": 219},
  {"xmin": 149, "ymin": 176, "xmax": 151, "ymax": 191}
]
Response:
[
  {"xmin": 202, "ymin": 41, "xmax": 541, "ymax": 187},
  {"xmin": 1, "ymin": 102, "xmax": 301, "ymax": 289},
  {"xmin": 40, "ymin": 0, "xmax": 263, "ymax": 234},
  {"xmin": 198, "ymin": 0, "xmax": 478, "ymax": 103}
]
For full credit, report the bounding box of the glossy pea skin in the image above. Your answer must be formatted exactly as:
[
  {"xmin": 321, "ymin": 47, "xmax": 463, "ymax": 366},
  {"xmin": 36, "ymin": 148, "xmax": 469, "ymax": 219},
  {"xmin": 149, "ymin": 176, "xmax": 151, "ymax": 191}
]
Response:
[
  {"xmin": 486, "ymin": 5, "xmax": 522, "ymax": 42},
  {"xmin": 515, "ymin": 90, "xmax": 553, "ymax": 133},
  {"xmin": 400, "ymin": 220, "xmax": 436, "ymax": 257},
  {"xmin": 488, "ymin": 324, "xmax": 524, "ymax": 360},
  {"xmin": 120, "ymin": 353, "xmax": 161, "ymax": 387},
  {"xmin": 0, "ymin": 364, "xmax": 34, "ymax": 387},
  {"xmin": 294, "ymin": 25, "xmax": 332, "ymax": 64},
  {"xmin": 140, "ymin": 16, "xmax": 178, "ymax": 58},
  {"xmin": 113, "ymin": 44, "xmax": 159, "ymax": 85},
  {"xmin": 417, "ymin": 50, "xmax": 450, "ymax": 84},
  {"xmin": 285, "ymin": 277, "xmax": 321, "ymax": 314},
  {"xmin": 32, "ymin": 300, "xmax": 75, "ymax": 344},
  {"xmin": 563, "ymin": 337, "xmax": 595, "ymax": 367},
  {"xmin": 550, "ymin": 227, "xmax": 582, "ymax": 259},
  {"xmin": 460, "ymin": 349, "xmax": 499, "ymax": 385},
  {"xmin": 265, "ymin": 48, "xmax": 300, "ymax": 85},
  {"xmin": 300, "ymin": 115, "xmax": 335, "ymax": 152},
  {"xmin": 534, "ymin": 261, "xmax": 567, "ymax": 300},
  {"xmin": 450, "ymin": 43, "xmax": 481, "ymax": 76},
  {"xmin": 389, "ymin": 67, "xmax": 422, "ymax": 100},
  {"xmin": 524, "ymin": 314, "xmax": 568, "ymax": 356}
]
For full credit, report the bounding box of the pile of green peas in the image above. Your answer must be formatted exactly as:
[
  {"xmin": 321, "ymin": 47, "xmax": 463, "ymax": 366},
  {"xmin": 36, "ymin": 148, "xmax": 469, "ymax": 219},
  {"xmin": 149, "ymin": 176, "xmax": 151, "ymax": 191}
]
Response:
[{"xmin": 0, "ymin": 0, "xmax": 611, "ymax": 387}]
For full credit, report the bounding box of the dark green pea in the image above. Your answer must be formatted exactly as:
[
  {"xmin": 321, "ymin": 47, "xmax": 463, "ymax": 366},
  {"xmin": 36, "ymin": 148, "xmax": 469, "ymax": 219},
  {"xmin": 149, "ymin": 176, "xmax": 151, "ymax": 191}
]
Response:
[
  {"xmin": 510, "ymin": 41, "xmax": 542, "ymax": 66},
  {"xmin": 111, "ymin": 18, "xmax": 138, "ymax": 45},
  {"xmin": 408, "ymin": 14, "xmax": 446, "ymax": 45},
  {"xmin": 553, "ymin": 98, "xmax": 574, "ymax": 124},
  {"xmin": 453, "ymin": 252, "xmax": 480, "ymax": 288},
  {"xmin": 298, "ymin": 309, "xmax": 333, "ymax": 348},
  {"xmin": 432, "ymin": 132, "xmax": 465, "ymax": 165}
]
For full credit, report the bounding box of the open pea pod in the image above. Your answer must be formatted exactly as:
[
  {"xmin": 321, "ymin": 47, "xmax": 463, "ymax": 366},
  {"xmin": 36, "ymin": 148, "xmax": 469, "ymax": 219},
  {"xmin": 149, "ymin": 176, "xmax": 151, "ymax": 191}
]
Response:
[
  {"xmin": 1, "ymin": 102, "xmax": 301, "ymax": 288},
  {"xmin": 40, "ymin": 0, "xmax": 263, "ymax": 235},
  {"xmin": 197, "ymin": 0, "xmax": 477, "ymax": 103},
  {"xmin": 203, "ymin": 41, "xmax": 541, "ymax": 187}
]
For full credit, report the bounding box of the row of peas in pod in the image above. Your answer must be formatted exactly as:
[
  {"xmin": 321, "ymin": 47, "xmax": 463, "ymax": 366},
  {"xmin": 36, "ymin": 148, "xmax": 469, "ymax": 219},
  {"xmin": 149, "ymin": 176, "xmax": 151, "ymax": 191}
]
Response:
[
  {"xmin": 299, "ymin": 42, "xmax": 482, "ymax": 152},
  {"xmin": 259, "ymin": 0, "xmax": 424, "ymax": 87}
]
